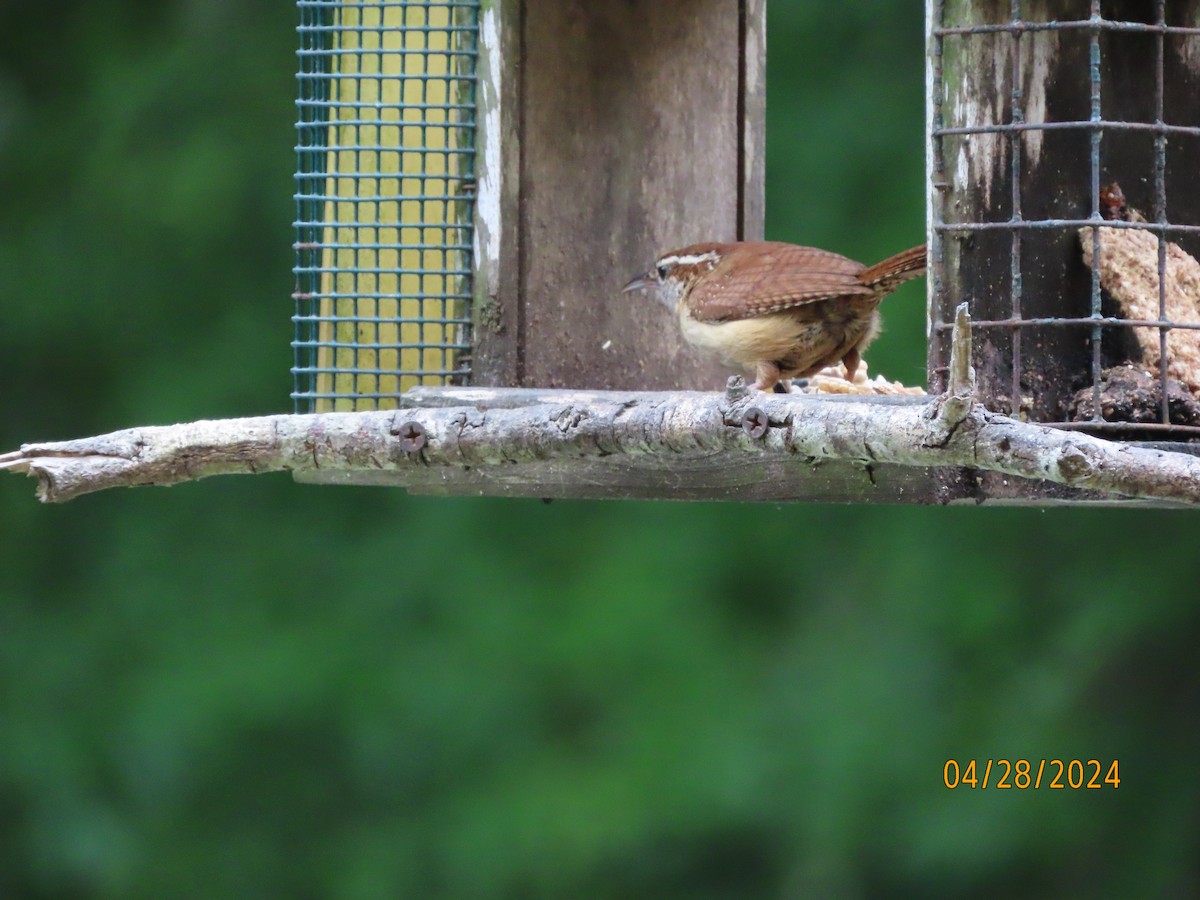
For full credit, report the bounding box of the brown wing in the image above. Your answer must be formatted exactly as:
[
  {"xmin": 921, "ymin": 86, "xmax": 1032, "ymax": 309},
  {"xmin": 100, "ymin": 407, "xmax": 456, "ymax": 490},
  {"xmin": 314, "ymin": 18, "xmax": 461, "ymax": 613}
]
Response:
[{"xmin": 687, "ymin": 242, "xmax": 874, "ymax": 322}]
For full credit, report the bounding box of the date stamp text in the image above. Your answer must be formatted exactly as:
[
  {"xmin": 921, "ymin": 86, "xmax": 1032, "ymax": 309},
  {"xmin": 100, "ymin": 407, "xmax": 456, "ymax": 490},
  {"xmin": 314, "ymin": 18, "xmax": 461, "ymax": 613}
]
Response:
[{"xmin": 944, "ymin": 759, "xmax": 1120, "ymax": 789}]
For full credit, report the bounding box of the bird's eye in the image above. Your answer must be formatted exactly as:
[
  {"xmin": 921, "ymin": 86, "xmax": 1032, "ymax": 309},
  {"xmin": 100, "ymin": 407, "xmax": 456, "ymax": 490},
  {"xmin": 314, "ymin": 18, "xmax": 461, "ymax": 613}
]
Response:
[{"xmin": 656, "ymin": 264, "xmax": 669, "ymax": 279}]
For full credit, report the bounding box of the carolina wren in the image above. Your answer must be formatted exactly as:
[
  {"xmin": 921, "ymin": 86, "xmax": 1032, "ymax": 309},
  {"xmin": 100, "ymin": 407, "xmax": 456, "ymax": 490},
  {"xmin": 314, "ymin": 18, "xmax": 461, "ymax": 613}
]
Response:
[{"xmin": 623, "ymin": 241, "xmax": 927, "ymax": 391}]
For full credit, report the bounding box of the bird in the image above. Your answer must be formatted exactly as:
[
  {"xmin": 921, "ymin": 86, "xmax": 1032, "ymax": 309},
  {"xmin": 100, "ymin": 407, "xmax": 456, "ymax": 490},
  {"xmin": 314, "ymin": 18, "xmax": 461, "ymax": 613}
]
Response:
[{"xmin": 623, "ymin": 241, "xmax": 927, "ymax": 391}]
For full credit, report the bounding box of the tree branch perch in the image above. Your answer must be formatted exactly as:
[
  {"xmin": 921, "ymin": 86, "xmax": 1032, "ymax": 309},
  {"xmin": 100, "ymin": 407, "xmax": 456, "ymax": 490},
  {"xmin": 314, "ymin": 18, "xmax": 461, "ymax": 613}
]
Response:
[
  {"xmin": 2, "ymin": 392, "xmax": 1199, "ymax": 505},
  {"xmin": 5, "ymin": 309, "xmax": 1200, "ymax": 505}
]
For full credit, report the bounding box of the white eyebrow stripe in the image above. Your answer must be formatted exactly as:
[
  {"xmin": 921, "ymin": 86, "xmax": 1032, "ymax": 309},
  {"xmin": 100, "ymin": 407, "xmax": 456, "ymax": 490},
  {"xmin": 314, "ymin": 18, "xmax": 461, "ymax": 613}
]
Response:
[{"xmin": 658, "ymin": 252, "xmax": 720, "ymax": 267}]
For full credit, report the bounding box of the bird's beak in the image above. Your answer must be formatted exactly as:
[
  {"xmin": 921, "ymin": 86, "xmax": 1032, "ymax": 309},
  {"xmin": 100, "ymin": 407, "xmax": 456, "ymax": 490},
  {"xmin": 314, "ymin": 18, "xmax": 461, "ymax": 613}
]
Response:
[{"xmin": 622, "ymin": 272, "xmax": 653, "ymax": 294}]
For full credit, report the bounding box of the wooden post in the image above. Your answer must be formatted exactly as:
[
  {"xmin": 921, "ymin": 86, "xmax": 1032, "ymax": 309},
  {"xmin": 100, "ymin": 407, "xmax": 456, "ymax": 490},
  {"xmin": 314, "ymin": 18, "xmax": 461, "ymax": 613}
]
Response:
[
  {"xmin": 472, "ymin": 0, "xmax": 767, "ymax": 390},
  {"xmin": 928, "ymin": 0, "xmax": 1200, "ymax": 421}
]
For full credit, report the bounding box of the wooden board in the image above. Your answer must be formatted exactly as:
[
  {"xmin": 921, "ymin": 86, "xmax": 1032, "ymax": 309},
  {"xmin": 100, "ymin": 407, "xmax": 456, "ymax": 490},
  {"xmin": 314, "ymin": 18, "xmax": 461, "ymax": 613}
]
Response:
[{"xmin": 472, "ymin": 0, "xmax": 767, "ymax": 391}]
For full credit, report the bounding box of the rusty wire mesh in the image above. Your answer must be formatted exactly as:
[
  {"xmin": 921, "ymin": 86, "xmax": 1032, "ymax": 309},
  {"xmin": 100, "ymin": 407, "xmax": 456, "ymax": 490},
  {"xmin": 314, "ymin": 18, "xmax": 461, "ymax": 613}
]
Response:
[{"xmin": 928, "ymin": 1, "xmax": 1200, "ymax": 439}]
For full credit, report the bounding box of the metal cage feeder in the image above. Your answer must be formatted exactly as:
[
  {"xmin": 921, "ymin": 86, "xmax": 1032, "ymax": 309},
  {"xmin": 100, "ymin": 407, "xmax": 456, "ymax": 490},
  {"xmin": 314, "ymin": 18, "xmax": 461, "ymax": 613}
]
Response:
[
  {"xmin": 291, "ymin": 0, "xmax": 767, "ymax": 412},
  {"xmin": 928, "ymin": 0, "xmax": 1200, "ymax": 444}
]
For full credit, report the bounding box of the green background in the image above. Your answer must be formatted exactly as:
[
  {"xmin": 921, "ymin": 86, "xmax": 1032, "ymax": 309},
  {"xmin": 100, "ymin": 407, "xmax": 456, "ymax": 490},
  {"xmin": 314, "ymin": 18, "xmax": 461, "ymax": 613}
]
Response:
[{"xmin": 2, "ymin": 3, "xmax": 1197, "ymax": 896}]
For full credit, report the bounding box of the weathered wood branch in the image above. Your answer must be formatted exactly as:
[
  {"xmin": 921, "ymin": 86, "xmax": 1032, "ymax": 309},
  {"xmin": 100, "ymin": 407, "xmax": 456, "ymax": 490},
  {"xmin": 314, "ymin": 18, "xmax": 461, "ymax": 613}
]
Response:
[{"xmin": 5, "ymin": 323, "xmax": 1200, "ymax": 506}]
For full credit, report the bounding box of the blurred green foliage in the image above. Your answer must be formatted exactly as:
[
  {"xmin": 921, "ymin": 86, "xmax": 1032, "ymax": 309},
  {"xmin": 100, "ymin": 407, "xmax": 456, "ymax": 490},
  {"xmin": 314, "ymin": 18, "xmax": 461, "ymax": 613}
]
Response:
[{"xmin": 2, "ymin": 2, "xmax": 1199, "ymax": 897}]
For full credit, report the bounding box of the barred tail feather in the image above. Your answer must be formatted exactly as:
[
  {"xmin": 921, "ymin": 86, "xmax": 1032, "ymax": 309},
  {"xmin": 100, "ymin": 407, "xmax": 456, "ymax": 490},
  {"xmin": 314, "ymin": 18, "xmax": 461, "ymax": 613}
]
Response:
[{"xmin": 859, "ymin": 244, "xmax": 927, "ymax": 293}]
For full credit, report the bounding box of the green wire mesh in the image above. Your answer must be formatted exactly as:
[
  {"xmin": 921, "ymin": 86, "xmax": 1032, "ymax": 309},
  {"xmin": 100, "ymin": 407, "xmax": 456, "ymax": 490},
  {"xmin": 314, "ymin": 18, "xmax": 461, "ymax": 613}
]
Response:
[{"xmin": 292, "ymin": 0, "xmax": 479, "ymax": 412}]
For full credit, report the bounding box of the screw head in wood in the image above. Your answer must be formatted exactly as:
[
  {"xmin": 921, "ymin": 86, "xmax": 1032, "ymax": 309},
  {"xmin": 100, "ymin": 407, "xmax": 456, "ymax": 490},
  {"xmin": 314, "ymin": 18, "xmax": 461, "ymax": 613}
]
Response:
[
  {"xmin": 742, "ymin": 407, "xmax": 769, "ymax": 439},
  {"xmin": 394, "ymin": 420, "xmax": 427, "ymax": 452}
]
